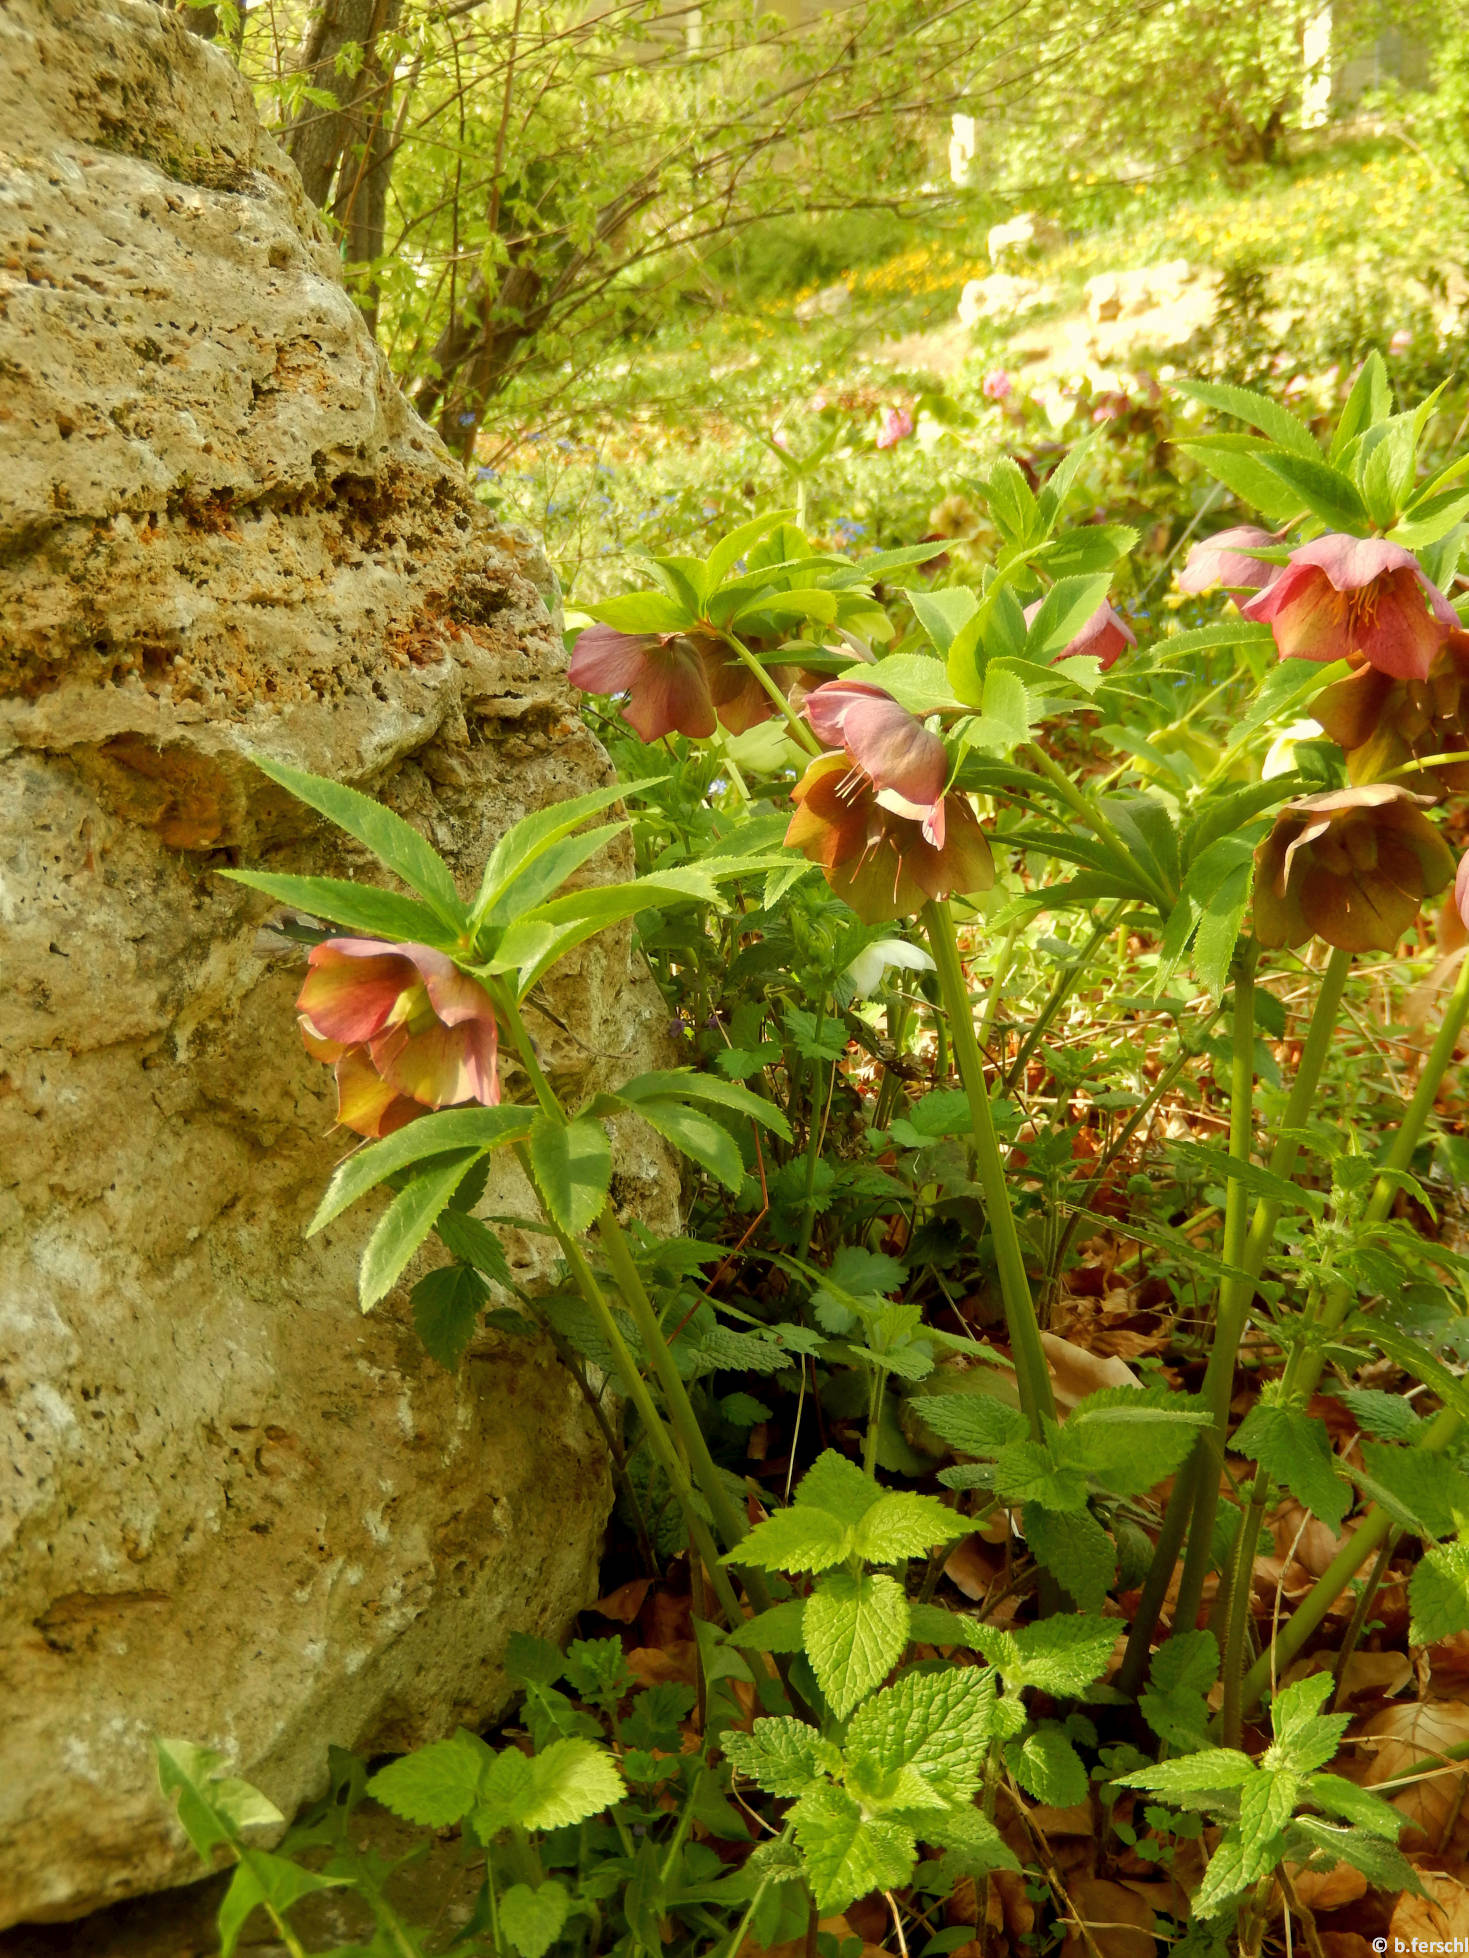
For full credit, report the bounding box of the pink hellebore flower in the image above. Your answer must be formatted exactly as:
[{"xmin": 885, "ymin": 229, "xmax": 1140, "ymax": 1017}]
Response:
[
  {"xmin": 1240, "ymin": 534, "xmax": 1458, "ymax": 682},
  {"xmin": 297, "ymin": 939, "xmax": 500, "ymax": 1140},
  {"xmin": 1178, "ymin": 525, "xmax": 1281, "ymax": 597},
  {"xmin": 1024, "ymin": 596, "xmax": 1136, "ymax": 671},
  {"xmin": 982, "ymin": 369, "xmax": 1012, "ymax": 401},
  {"xmin": 568, "ymin": 624, "xmax": 720, "ymax": 742},
  {"xmin": 1456, "ymin": 847, "xmax": 1469, "ymax": 932},
  {"xmin": 876, "ymin": 406, "xmax": 915, "ymax": 450},
  {"xmin": 804, "ymin": 679, "xmax": 950, "ymax": 845}
]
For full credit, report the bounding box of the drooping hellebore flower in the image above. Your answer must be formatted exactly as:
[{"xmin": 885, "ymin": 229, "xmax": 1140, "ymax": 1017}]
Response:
[
  {"xmin": 1312, "ymin": 631, "xmax": 1469, "ymax": 799},
  {"xmin": 1240, "ymin": 534, "xmax": 1458, "ymax": 681},
  {"xmin": 1024, "ymin": 597, "xmax": 1136, "ymax": 671},
  {"xmin": 804, "ymin": 679, "xmax": 950, "ymax": 844},
  {"xmin": 1252, "ymin": 783, "xmax": 1455, "ymax": 953},
  {"xmin": 785, "ymin": 754, "xmax": 995, "ymax": 925},
  {"xmin": 1177, "ymin": 525, "xmax": 1281, "ymax": 597},
  {"xmin": 568, "ymin": 624, "xmax": 720, "ymax": 741},
  {"xmin": 298, "ymin": 939, "xmax": 500, "ymax": 1139}
]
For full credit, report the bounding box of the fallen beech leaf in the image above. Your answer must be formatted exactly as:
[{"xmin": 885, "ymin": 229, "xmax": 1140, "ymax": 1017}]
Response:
[
  {"xmin": 1284, "ymin": 1649, "xmax": 1412, "ymax": 1702},
  {"xmin": 1041, "ymin": 1331, "xmax": 1140, "ymax": 1407},
  {"xmin": 1358, "ymin": 1698, "xmax": 1469, "ymax": 1845},
  {"xmin": 1428, "ymin": 1631, "xmax": 1469, "ymax": 1688},
  {"xmin": 1317, "ymin": 1935, "xmax": 1375, "ymax": 1958},
  {"xmin": 591, "ymin": 1576, "xmax": 651, "ymax": 1622},
  {"xmin": 1272, "ymin": 1499, "xmax": 1353, "ymax": 1581},
  {"xmin": 1283, "ymin": 1858, "xmax": 1367, "ymax": 1910},
  {"xmin": 1391, "ymin": 1870, "xmax": 1469, "ymax": 1942},
  {"xmin": 944, "ymin": 1535, "xmax": 1001, "ymax": 1601},
  {"xmin": 1030, "ymin": 1801, "xmax": 1095, "ymax": 1837},
  {"xmin": 626, "ymin": 1641, "xmax": 699, "ymax": 1688},
  {"xmin": 741, "ymin": 1916, "xmax": 853, "ymax": 1958},
  {"xmin": 1059, "ymin": 1877, "xmax": 1154, "ymax": 1958},
  {"xmin": 988, "ymin": 1868, "xmax": 1035, "ymax": 1939}
]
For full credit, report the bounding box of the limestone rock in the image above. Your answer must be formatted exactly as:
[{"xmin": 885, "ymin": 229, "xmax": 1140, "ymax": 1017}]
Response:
[{"xmin": 0, "ymin": 0, "xmax": 670, "ymax": 1927}]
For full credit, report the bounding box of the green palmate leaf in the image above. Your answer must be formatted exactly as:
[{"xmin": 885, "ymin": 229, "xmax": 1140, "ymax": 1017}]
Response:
[
  {"xmin": 916, "ymin": 1392, "xmax": 1028, "ymax": 1457},
  {"xmin": 1232, "ymin": 1401, "xmax": 1349, "ymax": 1533},
  {"xmin": 1331, "ymin": 351, "xmax": 1392, "ymax": 460},
  {"xmin": 722, "ymin": 1718, "xmax": 843, "ymax": 1797},
  {"xmin": 704, "ymin": 509, "xmax": 799, "ymax": 586},
  {"xmin": 791, "ymin": 1785, "xmax": 916, "ymax": 1915},
  {"xmin": 1409, "ymin": 1539, "xmax": 1469, "ymax": 1645},
  {"xmin": 615, "ymin": 1068, "xmax": 793, "ymax": 1143},
  {"xmin": 521, "ymin": 1739, "xmax": 624, "ymax": 1829},
  {"xmin": 803, "ymin": 1571, "xmax": 909, "ymax": 1718},
  {"xmin": 1153, "ymin": 618, "xmax": 1278, "ymax": 663},
  {"xmin": 310, "ymin": 1107, "xmax": 536, "ymax": 1234},
  {"xmin": 217, "ymin": 1853, "xmax": 344, "ymax": 1958},
  {"xmin": 850, "ymin": 1490, "xmax": 959, "ymax": 1563},
  {"xmin": 731, "ymin": 1505, "xmax": 851, "ymax": 1574},
  {"xmin": 851, "ymin": 653, "xmax": 961, "ymax": 717},
  {"xmin": 1023, "ymin": 574, "xmax": 1113, "ymax": 660},
  {"xmin": 411, "ymin": 1262, "xmax": 489, "ymax": 1368},
  {"xmin": 1022, "ymin": 1503, "xmax": 1116, "ymax": 1610},
  {"xmin": 479, "ymin": 824, "xmax": 627, "ymax": 929},
  {"xmin": 367, "ymin": 1732, "xmax": 485, "ymax": 1826},
  {"xmin": 794, "ymin": 1448, "xmax": 884, "ymax": 1527},
  {"xmin": 1003, "ymin": 1724, "xmax": 1089, "ymax": 1806},
  {"xmin": 499, "ymin": 1881, "xmax": 571, "ymax": 1958},
  {"xmin": 157, "ymin": 1740, "xmax": 283, "ymax": 1862},
  {"xmin": 908, "ymin": 585, "xmax": 979, "ymax": 656},
  {"xmin": 249, "ymin": 754, "xmax": 465, "ymax": 926},
  {"xmin": 1175, "ymin": 438, "xmax": 1311, "ymax": 527},
  {"xmin": 1177, "ymin": 380, "xmax": 1321, "ymax": 459},
  {"xmin": 630, "ymin": 1098, "xmax": 744, "ymax": 1191},
  {"xmin": 472, "ymin": 784, "xmax": 642, "ymax": 927},
  {"xmin": 583, "ymin": 590, "xmax": 692, "ymax": 633},
  {"xmin": 983, "ymin": 455, "xmax": 1040, "ymax": 542},
  {"xmin": 845, "ymin": 1666, "xmax": 999, "ymax": 1805},
  {"xmin": 360, "ymin": 1153, "xmax": 476, "ymax": 1310},
  {"xmin": 222, "ymin": 871, "xmax": 458, "ymax": 948},
  {"xmin": 978, "ymin": 1613, "xmax": 1118, "ymax": 1696},
  {"xmin": 528, "ymin": 1114, "xmax": 611, "ymax": 1237}
]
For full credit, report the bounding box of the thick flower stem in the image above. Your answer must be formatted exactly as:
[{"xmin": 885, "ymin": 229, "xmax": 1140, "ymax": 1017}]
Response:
[
  {"xmin": 923, "ymin": 900, "xmax": 1056, "ymax": 1437},
  {"xmin": 723, "ymin": 630, "xmax": 822, "ymax": 755},
  {"xmin": 1117, "ymin": 946, "xmax": 1351, "ymax": 1698}
]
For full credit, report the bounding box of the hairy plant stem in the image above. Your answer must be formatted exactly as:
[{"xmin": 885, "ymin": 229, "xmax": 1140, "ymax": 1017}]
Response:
[
  {"xmin": 793, "ymin": 994, "xmax": 831, "ymax": 1265},
  {"xmin": 923, "ymin": 899, "xmax": 1056, "ymax": 1436},
  {"xmin": 498, "ymin": 993, "xmax": 758, "ymax": 1622},
  {"xmin": 1170, "ymin": 948, "xmax": 1258, "ymax": 1637},
  {"xmin": 1117, "ymin": 946, "xmax": 1352, "ymax": 1697},
  {"xmin": 1232, "ymin": 948, "xmax": 1469, "ymax": 1715}
]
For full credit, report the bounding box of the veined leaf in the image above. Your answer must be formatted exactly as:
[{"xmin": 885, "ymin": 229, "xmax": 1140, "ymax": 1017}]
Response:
[
  {"xmin": 360, "ymin": 1153, "xmax": 476, "ymax": 1309},
  {"xmin": 908, "ymin": 585, "xmax": 979, "ymax": 655},
  {"xmin": 528, "ymin": 1114, "xmax": 612, "ymax": 1237},
  {"xmin": 583, "ymin": 590, "xmax": 694, "ymax": 633},
  {"xmin": 310, "ymin": 1107, "xmax": 536, "ymax": 1234},
  {"xmin": 367, "ymin": 1731, "xmax": 486, "ymax": 1825},
  {"xmin": 499, "ymin": 1881, "xmax": 571, "ymax": 1958},
  {"xmin": 477, "ymin": 823, "xmax": 627, "ymax": 929},
  {"xmin": 1256, "ymin": 450, "xmax": 1369, "ymax": 532},
  {"xmin": 845, "ymin": 1667, "xmax": 999, "ymax": 1805},
  {"xmin": 471, "ymin": 783, "xmax": 640, "ymax": 928},
  {"xmin": 630, "ymin": 1098, "xmax": 744, "ymax": 1192},
  {"xmin": 722, "ymin": 1718, "xmax": 843, "ymax": 1797},
  {"xmin": 249, "ymin": 754, "xmax": 464, "ymax": 927},
  {"xmin": 1177, "ymin": 380, "xmax": 1320, "ymax": 458},
  {"xmin": 1232, "ymin": 1401, "xmax": 1349, "ymax": 1532},
  {"xmin": 790, "ymin": 1785, "xmax": 916, "ymax": 1916},
  {"xmin": 614, "ymin": 1069, "xmax": 793, "ymax": 1142},
  {"xmin": 221, "ymin": 871, "xmax": 457, "ymax": 948},
  {"xmin": 703, "ymin": 508, "xmax": 797, "ymax": 587},
  {"xmin": 1023, "ymin": 574, "xmax": 1112, "ymax": 660},
  {"xmin": 803, "ymin": 1570, "xmax": 909, "ymax": 1718}
]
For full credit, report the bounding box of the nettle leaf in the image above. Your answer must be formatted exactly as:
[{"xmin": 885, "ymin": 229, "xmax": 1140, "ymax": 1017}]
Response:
[
  {"xmin": 844, "ymin": 1666, "xmax": 999, "ymax": 1805},
  {"xmin": 248, "ymin": 754, "xmax": 466, "ymax": 926},
  {"xmin": 1141, "ymin": 1630, "xmax": 1218, "ymax": 1752},
  {"xmin": 529, "ymin": 1113, "xmax": 612, "ymax": 1236},
  {"xmin": 1332, "ymin": 1385, "xmax": 1423, "ymax": 1443},
  {"xmin": 906, "ymin": 1602, "xmax": 984, "ymax": 1648},
  {"xmin": 520, "ymin": 1739, "xmax": 624, "ymax": 1830},
  {"xmin": 722, "ymin": 1718, "xmax": 843, "ymax": 1797},
  {"xmin": 1306, "ymin": 1772, "xmax": 1405, "ymax": 1839},
  {"xmin": 977, "ymin": 1613, "xmax": 1117, "ymax": 1697},
  {"xmin": 791, "ymin": 1784, "xmax": 916, "ymax": 1916},
  {"xmin": 1193, "ymin": 1826, "xmax": 1269, "ymax": 1920},
  {"xmin": 794, "ymin": 1448, "xmax": 885, "ymax": 1527},
  {"xmin": 1410, "ymin": 1538, "xmax": 1469, "ymax": 1645},
  {"xmin": 803, "ymin": 1571, "xmax": 909, "ymax": 1718},
  {"xmin": 1068, "ymin": 1387, "xmax": 1211, "ymax": 1496},
  {"xmin": 411, "ymin": 1263, "xmax": 489, "ymax": 1368},
  {"xmin": 1355, "ymin": 1442, "xmax": 1469, "ymax": 1541},
  {"xmin": 1022, "ymin": 1503, "xmax": 1116, "ymax": 1611},
  {"xmin": 993, "ymin": 1428, "xmax": 1090, "ymax": 1512},
  {"xmin": 916, "ymin": 1392, "xmax": 1028, "ymax": 1457},
  {"xmin": 850, "ymin": 1491, "xmax": 959, "ymax": 1564},
  {"xmin": 1292, "ymin": 1817, "xmax": 1424, "ymax": 1899},
  {"xmin": 1238, "ymin": 1768, "xmax": 1299, "ymax": 1859},
  {"xmin": 724, "ymin": 1599, "xmax": 808, "ymax": 1653},
  {"xmin": 732, "ymin": 1504, "xmax": 851, "ymax": 1574},
  {"xmin": 367, "ymin": 1732, "xmax": 485, "ymax": 1826},
  {"xmin": 435, "ymin": 1208, "xmax": 515, "ymax": 1288},
  {"xmin": 1232, "ymin": 1401, "xmax": 1349, "ymax": 1533},
  {"xmin": 1004, "ymin": 1724, "xmax": 1089, "ymax": 1807},
  {"xmin": 360, "ymin": 1153, "xmax": 477, "ymax": 1310},
  {"xmin": 499, "ymin": 1881, "xmax": 571, "ymax": 1958}
]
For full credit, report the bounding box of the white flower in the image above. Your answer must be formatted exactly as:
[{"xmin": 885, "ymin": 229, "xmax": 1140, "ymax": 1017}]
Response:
[
  {"xmin": 1263, "ymin": 718, "xmax": 1325, "ymax": 780},
  {"xmin": 843, "ymin": 937, "xmax": 937, "ymax": 997}
]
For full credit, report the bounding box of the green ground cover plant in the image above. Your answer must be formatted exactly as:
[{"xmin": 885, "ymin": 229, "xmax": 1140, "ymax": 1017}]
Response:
[{"xmin": 160, "ymin": 353, "xmax": 1469, "ymax": 1952}]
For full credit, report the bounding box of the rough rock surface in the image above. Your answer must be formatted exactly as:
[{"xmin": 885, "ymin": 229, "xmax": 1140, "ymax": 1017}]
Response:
[{"xmin": 0, "ymin": 0, "xmax": 671, "ymax": 1927}]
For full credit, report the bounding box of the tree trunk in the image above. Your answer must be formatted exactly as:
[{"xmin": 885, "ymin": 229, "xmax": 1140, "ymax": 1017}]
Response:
[
  {"xmin": 416, "ymin": 257, "xmax": 548, "ymax": 462},
  {"xmin": 285, "ymin": 0, "xmax": 397, "ymax": 211}
]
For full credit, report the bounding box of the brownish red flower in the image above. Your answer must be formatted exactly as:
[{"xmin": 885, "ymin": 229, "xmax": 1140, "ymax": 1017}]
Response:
[
  {"xmin": 784, "ymin": 753, "xmax": 994, "ymax": 924},
  {"xmin": 804, "ymin": 679, "xmax": 950, "ymax": 844},
  {"xmin": 1241, "ymin": 534, "xmax": 1457, "ymax": 681},
  {"xmin": 1312, "ymin": 632, "xmax": 1469, "ymax": 799},
  {"xmin": 1178, "ymin": 525, "xmax": 1280, "ymax": 597},
  {"xmin": 298, "ymin": 939, "xmax": 500, "ymax": 1139},
  {"xmin": 1024, "ymin": 597, "xmax": 1136, "ymax": 670},
  {"xmin": 569, "ymin": 623, "xmax": 815, "ymax": 742},
  {"xmin": 1252, "ymin": 784, "xmax": 1455, "ymax": 953}
]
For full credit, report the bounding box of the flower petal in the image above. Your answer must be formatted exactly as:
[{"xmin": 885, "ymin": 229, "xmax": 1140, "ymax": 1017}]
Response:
[{"xmin": 298, "ymin": 940, "xmax": 419, "ymax": 1045}]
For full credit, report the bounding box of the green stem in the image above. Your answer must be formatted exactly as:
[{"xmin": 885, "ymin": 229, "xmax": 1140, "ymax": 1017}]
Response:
[
  {"xmin": 1025, "ymin": 744, "xmax": 1175, "ymax": 910},
  {"xmin": 793, "ymin": 995, "xmax": 830, "ymax": 1265},
  {"xmin": 1331, "ymin": 1529, "xmax": 1400, "ymax": 1709},
  {"xmin": 717, "ymin": 1826, "xmax": 797, "ymax": 1958},
  {"xmin": 1171, "ymin": 949, "xmax": 1257, "ymax": 1638},
  {"xmin": 1116, "ymin": 947, "xmax": 1351, "ymax": 1697},
  {"xmin": 1001, "ymin": 909, "xmax": 1120, "ymax": 1095},
  {"xmin": 723, "ymin": 630, "xmax": 822, "ymax": 754},
  {"xmin": 924, "ymin": 899, "xmax": 1056, "ymax": 1436},
  {"xmin": 978, "ymin": 919, "xmax": 1022, "ymax": 1055}
]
